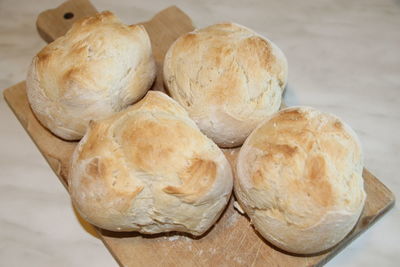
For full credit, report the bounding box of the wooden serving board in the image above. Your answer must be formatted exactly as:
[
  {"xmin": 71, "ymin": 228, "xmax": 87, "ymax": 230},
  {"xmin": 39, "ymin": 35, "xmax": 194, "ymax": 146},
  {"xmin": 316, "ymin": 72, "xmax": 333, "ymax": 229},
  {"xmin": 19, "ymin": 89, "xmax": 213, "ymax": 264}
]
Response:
[{"xmin": 3, "ymin": 0, "xmax": 395, "ymax": 266}]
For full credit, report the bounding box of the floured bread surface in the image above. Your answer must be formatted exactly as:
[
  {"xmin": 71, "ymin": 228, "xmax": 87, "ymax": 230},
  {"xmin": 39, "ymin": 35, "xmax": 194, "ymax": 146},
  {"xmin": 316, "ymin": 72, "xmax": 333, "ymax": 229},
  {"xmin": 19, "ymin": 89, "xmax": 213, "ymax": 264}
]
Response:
[
  {"xmin": 235, "ymin": 106, "xmax": 366, "ymax": 254},
  {"xmin": 69, "ymin": 91, "xmax": 233, "ymax": 235},
  {"xmin": 27, "ymin": 11, "xmax": 156, "ymax": 140},
  {"xmin": 164, "ymin": 22, "xmax": 288, "ymax": 147}
]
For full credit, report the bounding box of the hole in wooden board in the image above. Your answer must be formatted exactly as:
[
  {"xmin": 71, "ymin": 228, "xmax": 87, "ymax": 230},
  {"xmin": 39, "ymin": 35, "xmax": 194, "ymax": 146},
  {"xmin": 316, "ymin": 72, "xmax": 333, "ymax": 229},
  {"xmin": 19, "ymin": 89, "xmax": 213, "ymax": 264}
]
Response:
[{"xmin": 64, "ymin": 12, "xmax": 74, "ymax": 20}]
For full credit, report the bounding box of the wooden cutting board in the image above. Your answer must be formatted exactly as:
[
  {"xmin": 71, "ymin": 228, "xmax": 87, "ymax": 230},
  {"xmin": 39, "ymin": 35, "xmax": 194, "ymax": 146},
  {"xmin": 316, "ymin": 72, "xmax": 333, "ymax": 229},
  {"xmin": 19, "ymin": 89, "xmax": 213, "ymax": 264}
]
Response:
[{"xmin": 2, "ymin": 0, "xmax": 395, "ymax": 266}]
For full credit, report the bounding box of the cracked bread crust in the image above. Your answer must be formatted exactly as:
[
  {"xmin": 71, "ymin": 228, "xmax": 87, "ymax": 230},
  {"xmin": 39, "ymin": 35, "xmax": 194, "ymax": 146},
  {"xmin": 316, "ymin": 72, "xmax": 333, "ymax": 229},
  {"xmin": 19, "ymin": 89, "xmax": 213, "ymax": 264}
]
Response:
[
  {"xmin": 26, "ymin": 11, "xmax": 156, "ymax": 140},
  {"xmin": 68, "ymin": 91, "xmax": 233, "ymax": 235},
  {"xmin": 163, "ymin": 22, "xmax": 288, "ymax": 147},
  {"xmin": 234, "ymin": 106, "xmax": 366, "ymax": 254}
]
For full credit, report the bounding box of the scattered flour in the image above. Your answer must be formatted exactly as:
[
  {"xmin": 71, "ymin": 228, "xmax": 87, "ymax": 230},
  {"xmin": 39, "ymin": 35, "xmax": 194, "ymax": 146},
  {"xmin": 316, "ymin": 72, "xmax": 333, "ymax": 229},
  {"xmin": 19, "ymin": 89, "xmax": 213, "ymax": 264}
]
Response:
[
  {"xmin": 233, "ymin": 256, "xmax": 244, "ymax": 264},
  {"xmin": 208, "ymin": 247, "xmax": 217, "ymax": 255},
  {"xmin": 168, "ymin": 235, "xmax": 180, "ymax": 241},
  {"xmin": 225, "ymin": 211, "xmax": 239, "ymax": 227},
  {"xmin": 183, "ymin": 236, "xmax": 193, "ymax": 242}
]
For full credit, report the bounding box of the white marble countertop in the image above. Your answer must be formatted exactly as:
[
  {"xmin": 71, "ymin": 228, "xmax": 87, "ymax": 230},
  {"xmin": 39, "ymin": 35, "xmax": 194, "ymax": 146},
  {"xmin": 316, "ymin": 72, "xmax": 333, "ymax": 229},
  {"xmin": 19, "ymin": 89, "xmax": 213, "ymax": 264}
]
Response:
[{"xmin": 0, "ymin": 0, "xmax": 398, "ymax": 266}]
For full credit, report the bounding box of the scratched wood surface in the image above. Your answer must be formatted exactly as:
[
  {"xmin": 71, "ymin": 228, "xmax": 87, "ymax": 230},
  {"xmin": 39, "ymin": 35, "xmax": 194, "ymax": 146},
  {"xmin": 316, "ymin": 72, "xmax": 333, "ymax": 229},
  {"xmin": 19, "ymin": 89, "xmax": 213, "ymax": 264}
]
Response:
[{"xmin": 2, "ymin": 0, "xmax": 395, "ymax": 266}]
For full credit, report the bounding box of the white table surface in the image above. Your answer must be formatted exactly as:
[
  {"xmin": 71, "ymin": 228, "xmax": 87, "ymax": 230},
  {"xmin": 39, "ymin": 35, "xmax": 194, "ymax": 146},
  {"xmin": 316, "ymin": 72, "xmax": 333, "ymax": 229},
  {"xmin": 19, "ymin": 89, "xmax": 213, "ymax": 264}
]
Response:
[{"xmin": 0, "ymin": 0, "xmax": 398, "ymax": 266}]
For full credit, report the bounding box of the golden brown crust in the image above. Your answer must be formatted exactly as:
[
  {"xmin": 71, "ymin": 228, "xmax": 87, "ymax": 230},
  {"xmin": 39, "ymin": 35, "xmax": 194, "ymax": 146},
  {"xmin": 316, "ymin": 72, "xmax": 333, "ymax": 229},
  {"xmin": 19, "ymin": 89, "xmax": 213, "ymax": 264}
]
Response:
[
  {"xmin": 163, "ymin": 158, "xmax": 217, "ymax": 203},
  {"xmin": 69, "ymin": 91, "xmax": 233, "ymax": 235},
  {"xmin": 235, "ymin": 106, "xmax": 366, "ymax": 254}
]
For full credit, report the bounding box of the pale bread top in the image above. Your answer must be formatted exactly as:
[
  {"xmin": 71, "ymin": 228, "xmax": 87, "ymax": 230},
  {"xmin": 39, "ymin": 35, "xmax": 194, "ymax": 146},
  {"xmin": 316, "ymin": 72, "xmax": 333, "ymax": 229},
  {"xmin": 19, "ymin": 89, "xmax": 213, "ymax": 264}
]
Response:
[
  {"xmin": 27, "ymin": 11, "xmax": 156, "ymax": 140},
  {"xmin": 164, "ymin": 22, "xmax": 288, "ymax": 147}
]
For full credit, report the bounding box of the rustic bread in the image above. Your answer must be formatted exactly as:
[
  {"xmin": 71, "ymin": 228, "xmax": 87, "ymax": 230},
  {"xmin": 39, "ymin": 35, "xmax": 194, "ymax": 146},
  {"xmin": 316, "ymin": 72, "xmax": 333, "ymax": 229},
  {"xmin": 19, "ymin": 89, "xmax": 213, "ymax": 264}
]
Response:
[
  {"xmin": 68, "ymin": 91, "xmax": 233, "ymax": 235},
  {"xmin": 164, "ymin": 22, "xmax": 288, "ymax": 147},
  {"xmin": 26, "ymin": 11, "xmax": 156, "ymax": 140},
  {"xmin": 234, "ymin": 106, "xmax": 366, "ymax": 254}
]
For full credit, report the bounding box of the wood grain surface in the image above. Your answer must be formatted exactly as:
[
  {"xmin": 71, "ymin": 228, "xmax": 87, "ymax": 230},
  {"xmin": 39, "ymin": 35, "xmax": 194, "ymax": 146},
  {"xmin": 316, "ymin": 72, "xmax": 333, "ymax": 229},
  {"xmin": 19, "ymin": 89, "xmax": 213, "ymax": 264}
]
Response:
[
  {"xmin": 3, "ymin": 1, "xmax": 395, "ymax": 266},
  {"xmin": 36, "ymin": 0, "xmax": 98, "ymax": 42}
]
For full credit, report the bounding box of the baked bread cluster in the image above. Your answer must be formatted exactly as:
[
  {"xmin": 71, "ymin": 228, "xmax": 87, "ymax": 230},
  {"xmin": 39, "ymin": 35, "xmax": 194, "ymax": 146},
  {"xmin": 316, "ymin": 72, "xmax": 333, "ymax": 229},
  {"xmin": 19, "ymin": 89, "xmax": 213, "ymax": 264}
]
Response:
[{"xmin": 27, "ymin": 10, "xmax": 366, "ymax": 252}]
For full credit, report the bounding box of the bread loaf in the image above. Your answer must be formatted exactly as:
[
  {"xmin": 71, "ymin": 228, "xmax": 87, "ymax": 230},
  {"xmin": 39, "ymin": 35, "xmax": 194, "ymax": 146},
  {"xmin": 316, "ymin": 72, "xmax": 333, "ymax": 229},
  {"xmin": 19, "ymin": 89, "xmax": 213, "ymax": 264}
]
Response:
[
  {"xmin": 69, "ymin": 91, "xmax": 233, "ymax": 235},
  {"xmin": 27, "ymin": 11, "xmax": 156, "ymax": 140},
  {"xmin": 164, "ymin": 22, "xmax": 288, "ymax": 147},
  {"xmin": 234, "ymin": 106, "xmax": 366, "ymax": 254}
]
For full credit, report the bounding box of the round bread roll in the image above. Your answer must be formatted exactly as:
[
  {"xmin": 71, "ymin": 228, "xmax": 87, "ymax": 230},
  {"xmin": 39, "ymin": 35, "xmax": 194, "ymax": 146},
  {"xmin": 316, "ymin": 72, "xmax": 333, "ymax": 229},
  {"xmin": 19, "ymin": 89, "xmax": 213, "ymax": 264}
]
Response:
[
  {"xmin": 235, "ymin": 107, "xmax": 366, "ymax": 254},
  {"xmin": 69, "ymin": 91, "xmax": 233, "ymax": 235},
  {"xmin": 164, "ymin": 22, "xmax": 288, "ymax": 147},
  {"xmin": 26, "ymin": 11, "xmax": 156, "ymax": 140}
]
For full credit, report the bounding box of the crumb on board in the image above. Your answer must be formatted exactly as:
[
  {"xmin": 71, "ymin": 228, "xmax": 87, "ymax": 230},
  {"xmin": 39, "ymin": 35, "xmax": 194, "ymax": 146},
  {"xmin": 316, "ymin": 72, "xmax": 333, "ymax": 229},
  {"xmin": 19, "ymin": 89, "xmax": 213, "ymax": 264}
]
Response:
[{"xmin": 233, "ymin": 201, "xmax": 245, "ymax": 214}]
